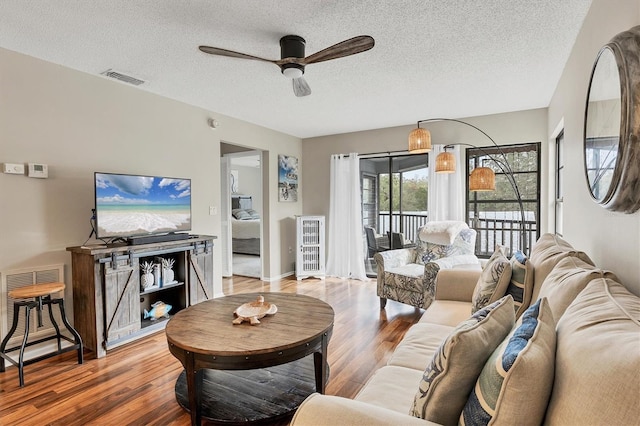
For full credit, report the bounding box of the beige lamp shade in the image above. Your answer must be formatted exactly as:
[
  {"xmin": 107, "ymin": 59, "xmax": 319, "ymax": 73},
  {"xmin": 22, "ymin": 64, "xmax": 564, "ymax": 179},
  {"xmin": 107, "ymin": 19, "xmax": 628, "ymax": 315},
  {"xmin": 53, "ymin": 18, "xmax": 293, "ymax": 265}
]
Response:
[
  {"xmin": 435, "ymin": 151, "xmax": 456, "ymax": 173},
  {"xmin": 408, "ymin": 127, "xmax": 431, "ymax": 153},
  {"xmin": 469, "ymin": 166, "xmax": 496, "ymax": 191}
]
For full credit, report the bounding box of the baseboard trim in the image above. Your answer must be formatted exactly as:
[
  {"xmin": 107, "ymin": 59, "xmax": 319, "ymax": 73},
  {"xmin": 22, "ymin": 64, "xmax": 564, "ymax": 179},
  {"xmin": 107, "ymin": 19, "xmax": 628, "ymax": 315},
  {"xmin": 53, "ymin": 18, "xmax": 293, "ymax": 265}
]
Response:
[{"xmin": 262, "ymin": 271, "xmax": 294, "ymax": 282}]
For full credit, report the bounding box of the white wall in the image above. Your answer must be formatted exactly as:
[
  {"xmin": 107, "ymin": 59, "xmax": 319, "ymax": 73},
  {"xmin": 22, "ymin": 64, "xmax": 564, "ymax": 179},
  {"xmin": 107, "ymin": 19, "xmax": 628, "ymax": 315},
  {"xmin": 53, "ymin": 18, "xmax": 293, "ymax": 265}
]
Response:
[
  {"xmin": 0, "ymin": 48, "xmax": 302, "ymax": 312},
  {"xmin": 547, "ymin": 0, "xmax": 640, "ymax": 295}
]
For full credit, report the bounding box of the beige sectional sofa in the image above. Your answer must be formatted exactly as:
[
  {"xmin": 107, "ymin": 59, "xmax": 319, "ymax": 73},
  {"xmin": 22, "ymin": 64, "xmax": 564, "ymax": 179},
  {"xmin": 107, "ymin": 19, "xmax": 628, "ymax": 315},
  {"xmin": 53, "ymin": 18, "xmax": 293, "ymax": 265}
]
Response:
[{"xmin": 291, "ymin": 234, "xmax": 640, "ymax": 425}]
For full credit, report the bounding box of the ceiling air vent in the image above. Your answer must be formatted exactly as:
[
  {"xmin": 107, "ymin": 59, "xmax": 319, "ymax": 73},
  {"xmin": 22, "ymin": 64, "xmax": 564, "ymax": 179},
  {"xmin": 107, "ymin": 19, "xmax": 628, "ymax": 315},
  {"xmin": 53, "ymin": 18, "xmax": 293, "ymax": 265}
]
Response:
[{"xmin": 100, "ymin": 69, "xmax": 145, "ymax": 86}]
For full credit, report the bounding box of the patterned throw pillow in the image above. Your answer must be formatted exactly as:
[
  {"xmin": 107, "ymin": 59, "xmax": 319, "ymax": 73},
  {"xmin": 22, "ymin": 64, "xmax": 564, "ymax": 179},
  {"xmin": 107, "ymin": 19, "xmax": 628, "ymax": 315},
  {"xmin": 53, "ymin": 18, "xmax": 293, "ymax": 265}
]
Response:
[
  {"xmin": 410, "ymin": 296, "xmax": 515, "ymax": 424},
  {"xmin": 415, "ymin": 228, "xmax": 476, "ymax": 265},
  {"xmin": 505, "ymin": 251, "xmax": 534, "ymax": 318},
  {"xmin": 471, "ymin": 248, "xmax": 512, "ymax": 313},
  {"xmin": 460, "ymin": 298, "xmax": 556, "ymax": 425}
]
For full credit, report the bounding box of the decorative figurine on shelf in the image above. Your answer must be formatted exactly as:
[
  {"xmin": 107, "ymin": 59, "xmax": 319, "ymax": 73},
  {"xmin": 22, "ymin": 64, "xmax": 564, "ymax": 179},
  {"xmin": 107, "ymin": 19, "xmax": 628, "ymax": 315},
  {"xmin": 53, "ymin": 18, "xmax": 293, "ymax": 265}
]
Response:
[
  {"xmin": 162, "ymin": 258, "xmax": 175, "ymax": 284},
  {"xmin": 143, "ymin": 301, "xmax": 172, "ymax": 320},
  {"xmin": 232, "ymin": 295, "xmax": 278, "ymax": 325},
  {"xmin": 140, "ymin": 261, "xmax": 155, "ymax": 290},
  {"xmin": 153, "ymin": 263, "xmax": 162, "ymax": 288}
]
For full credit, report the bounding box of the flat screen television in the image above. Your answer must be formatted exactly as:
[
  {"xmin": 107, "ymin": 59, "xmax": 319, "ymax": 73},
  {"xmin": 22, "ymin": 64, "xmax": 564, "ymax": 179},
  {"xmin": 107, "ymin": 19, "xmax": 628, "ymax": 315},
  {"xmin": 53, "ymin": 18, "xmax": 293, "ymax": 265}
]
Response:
[{"xmin": 94, "ymin": 172, "xmax": 192, "ymax": 240}]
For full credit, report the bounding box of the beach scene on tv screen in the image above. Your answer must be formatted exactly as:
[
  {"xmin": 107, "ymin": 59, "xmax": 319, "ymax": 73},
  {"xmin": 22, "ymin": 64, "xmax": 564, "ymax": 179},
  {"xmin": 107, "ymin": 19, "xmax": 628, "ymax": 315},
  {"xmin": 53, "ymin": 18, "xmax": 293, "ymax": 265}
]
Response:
[{"xmin": 95, "ymin": 173, "xmax": 191, "ymax": 238}]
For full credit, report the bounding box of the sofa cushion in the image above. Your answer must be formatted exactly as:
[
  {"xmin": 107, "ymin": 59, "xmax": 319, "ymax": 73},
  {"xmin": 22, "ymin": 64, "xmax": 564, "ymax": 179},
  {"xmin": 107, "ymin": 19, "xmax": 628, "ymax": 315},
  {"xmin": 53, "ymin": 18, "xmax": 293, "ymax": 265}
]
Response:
[
  {"xmin": 460, "ymin": 298, "xmax": 556, "ymax": 425},
  {"xmin": 385, "ymin": 263, "xmax": 424, "ymax": 280},
  {"xmin": 505, "ymin": 250, "xmax": 534, "ymax": 318},
  {"xmin": 528, "ymin": 233, "xmax": 594, "ymax": 302},
  {"xmin": 471, "ymin": 248, "xmax": 512, "ymax": 313},
  {"xmin": 292, "ymin": 394, "xmax": 434, "ymax": 426},
  {"xmin": 544, "ymin": 278, "xmax": 640, "ymax": 425},
  {"xmin": 432, "ymin": 254, "xmax": 481, "ymax": 270},
  {"xmin": 410, "ymin": 296, "xmax": 515, "ymax": 424},
  {"xmin": 355, "ymin": 365, "xmax": 424, "ymax": 414},
  {"xmin": 418, "ymin": 300, "xmax": 475, "ymax": 327},
  {"xmin": 387, "ymin": 323, "xmax": 454, "ymax": 370},
  {"xmin": 537, "ymin": 256, "xmax": 618, "ymax": 320}
]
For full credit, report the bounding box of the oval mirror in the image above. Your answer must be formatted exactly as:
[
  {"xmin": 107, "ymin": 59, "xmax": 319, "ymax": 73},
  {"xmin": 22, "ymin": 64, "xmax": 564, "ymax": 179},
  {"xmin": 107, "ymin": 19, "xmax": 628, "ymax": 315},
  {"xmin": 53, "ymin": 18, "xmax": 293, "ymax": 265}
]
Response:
[
  {"xmin": 583, "ymin": 25, "xmax": 640, "ymax": 213},
  {"xmin": 584, "ymin": 47, "xmax": 621, "ymax": 203}
]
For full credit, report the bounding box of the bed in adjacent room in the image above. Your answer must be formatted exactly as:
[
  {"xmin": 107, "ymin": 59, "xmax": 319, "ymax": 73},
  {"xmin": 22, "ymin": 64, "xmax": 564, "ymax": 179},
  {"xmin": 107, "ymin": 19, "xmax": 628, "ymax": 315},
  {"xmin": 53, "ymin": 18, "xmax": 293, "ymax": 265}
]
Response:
[{"xmin": 231, "ymin": 195, "xmax": 260, "ymax": 255}]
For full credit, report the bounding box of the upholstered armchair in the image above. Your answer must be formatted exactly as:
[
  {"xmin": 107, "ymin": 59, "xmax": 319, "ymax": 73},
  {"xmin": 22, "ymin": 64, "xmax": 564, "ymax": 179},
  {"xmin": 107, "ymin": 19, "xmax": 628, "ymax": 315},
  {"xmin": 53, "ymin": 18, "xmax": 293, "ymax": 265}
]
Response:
[{"xmin": 375, "ymin": 221, "xmax": 481, "ymax": 309}]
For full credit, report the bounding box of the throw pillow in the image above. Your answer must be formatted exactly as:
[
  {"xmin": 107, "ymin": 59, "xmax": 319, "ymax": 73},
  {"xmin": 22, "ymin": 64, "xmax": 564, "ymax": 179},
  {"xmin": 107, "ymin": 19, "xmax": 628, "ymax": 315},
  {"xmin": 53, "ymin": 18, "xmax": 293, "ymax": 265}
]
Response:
[
  {"xmin": 415, "ymin": 228, "xmax": 476, "ymax": 265},
  {"xmin": 410, "ymin": 296, "xmax": 515, "ymax": 424},
  {"xmin": 417, "ymin": 221, "xmax": 468, "ymax": 245},
  {"xmin": 505, "ymin": 251, "xmax": 534, "ymax": 318},
  {"xmin": 245, "ymin": 209, "xmax": 260, "ymax": 220},
  {"xmin": 231, "ymin": 209, "xmax": 251, "ymax": 220},
  {"xmin": 460, "ymin": 298, "xmax": 556, "ymax": 425},
  {"xmin": 471, "ymin": 248, "xmax": 512, "ymax": 313}
]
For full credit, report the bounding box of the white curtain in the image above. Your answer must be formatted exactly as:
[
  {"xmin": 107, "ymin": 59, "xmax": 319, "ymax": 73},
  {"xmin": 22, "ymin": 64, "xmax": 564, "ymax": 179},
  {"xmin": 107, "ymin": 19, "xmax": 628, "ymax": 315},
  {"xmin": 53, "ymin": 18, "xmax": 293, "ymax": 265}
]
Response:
[
  {"xmin": 326, "ymin": 153, "xmax": 368, "ymax": 281},
  {"xmin": 428, "ymin": 145, "xmax": 465, "ymax": 222}
]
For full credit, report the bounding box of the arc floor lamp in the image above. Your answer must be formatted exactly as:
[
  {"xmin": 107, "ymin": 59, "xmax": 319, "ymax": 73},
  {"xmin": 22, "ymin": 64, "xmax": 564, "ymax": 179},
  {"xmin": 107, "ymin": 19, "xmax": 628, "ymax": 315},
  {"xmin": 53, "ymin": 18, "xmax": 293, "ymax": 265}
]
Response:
[{"xmin": 408, "ymin": 118, "xmax": 528, "ymax": 254}]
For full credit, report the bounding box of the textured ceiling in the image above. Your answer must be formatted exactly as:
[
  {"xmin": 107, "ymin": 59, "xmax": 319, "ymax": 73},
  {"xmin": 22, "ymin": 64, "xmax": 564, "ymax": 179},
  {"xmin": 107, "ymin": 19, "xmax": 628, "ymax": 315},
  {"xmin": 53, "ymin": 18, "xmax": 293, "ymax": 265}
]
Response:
[{"xmin": 0, "ymin": 1, "xmax": 593, "ymax": 138}]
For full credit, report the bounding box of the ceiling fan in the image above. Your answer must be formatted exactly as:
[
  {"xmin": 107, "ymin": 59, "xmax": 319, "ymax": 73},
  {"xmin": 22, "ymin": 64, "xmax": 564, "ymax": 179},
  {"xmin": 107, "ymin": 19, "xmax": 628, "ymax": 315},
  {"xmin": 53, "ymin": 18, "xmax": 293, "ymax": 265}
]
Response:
[{"xmin": 199, "ymin": 35, "xmax": 375, "ymax": 97}]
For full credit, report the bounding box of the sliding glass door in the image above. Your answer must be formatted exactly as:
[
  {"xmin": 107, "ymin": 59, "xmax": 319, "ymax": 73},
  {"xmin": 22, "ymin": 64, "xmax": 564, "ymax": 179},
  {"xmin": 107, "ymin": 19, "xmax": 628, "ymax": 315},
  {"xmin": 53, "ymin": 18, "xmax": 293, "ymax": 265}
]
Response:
[{"xmin": 360, "ymin": 154, "xmax": 429, "ymax": 251}]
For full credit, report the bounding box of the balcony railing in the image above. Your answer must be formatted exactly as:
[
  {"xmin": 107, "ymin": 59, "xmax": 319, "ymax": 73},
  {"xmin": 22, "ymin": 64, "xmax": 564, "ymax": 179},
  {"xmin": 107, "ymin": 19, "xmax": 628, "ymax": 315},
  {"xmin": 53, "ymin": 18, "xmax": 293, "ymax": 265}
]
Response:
[
  {"xmin": 471, "ymin": 216, "xmax": 537, "ymax": 257},
  {"xmin": 377, "ymin": 212, "xmax": 429, "ymax": 244},
  {"xmin": 374, "ymin": 211, "xmax": 537, "ymax": 257}
]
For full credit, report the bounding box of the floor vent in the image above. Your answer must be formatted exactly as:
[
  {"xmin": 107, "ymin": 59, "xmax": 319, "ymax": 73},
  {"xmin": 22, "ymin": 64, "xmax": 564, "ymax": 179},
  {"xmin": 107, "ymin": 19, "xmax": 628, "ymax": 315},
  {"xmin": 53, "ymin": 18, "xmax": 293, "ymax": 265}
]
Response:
[
  {"xmin": 100, "ymin": 69, "xmax": 146, "ymax": 86},
  {"xmin": 1, "ymin": 264, "xmax": 66, "ymax": 349}
]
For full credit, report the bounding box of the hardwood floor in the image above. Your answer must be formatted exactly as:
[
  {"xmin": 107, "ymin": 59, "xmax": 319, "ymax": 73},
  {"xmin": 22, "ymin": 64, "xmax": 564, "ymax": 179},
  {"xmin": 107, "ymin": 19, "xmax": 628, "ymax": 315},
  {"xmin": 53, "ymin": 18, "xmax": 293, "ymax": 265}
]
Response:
[{"xmin": 0, "ymin": 275, "xmax": 423, "ymax": 425}]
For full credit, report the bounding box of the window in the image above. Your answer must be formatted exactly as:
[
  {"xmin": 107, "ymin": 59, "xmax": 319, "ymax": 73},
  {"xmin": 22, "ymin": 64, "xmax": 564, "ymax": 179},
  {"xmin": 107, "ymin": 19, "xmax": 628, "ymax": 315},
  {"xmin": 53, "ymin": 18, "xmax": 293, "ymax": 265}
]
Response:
[
  {"xmin": 555, "ymin": 131, "xmax": 564, "ymax": 236},
  {"xmin": 466, "ymin": 143, "xmax": 540, "ymax": 257}
]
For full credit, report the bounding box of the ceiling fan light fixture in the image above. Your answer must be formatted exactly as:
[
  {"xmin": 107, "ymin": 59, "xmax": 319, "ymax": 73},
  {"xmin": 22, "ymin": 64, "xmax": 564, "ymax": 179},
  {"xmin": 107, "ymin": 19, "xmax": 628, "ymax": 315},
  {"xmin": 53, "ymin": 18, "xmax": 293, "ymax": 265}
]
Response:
[
  {"xmin": 199, "ymin": 34, "xmax": 374, "ymax": 97},
  {"xmin": 282, "ymin": 66, "xmax": 304, "ymax": 79},
  {"xmin": 292, "ymin": 76, "xmax": 311, "ymax": 97}
]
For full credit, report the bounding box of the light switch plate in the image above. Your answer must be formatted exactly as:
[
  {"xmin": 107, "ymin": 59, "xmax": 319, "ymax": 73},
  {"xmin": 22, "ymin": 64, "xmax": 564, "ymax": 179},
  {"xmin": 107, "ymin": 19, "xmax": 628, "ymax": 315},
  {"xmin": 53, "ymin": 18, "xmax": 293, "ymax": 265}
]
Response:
[{"xmin": 2, "ymin": 163, "xmax": 25, "ymax": 174}]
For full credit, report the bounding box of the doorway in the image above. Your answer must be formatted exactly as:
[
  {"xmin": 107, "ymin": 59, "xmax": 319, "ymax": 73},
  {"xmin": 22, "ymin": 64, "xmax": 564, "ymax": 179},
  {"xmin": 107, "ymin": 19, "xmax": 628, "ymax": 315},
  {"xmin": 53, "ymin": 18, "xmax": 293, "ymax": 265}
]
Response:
[
  {"xmin": 360, "ymin": 153, "xmax": 429, "ymax": 276},
  {"xmin": 221, "ymin": 145, "xmax": 264, "ymax": 279}
]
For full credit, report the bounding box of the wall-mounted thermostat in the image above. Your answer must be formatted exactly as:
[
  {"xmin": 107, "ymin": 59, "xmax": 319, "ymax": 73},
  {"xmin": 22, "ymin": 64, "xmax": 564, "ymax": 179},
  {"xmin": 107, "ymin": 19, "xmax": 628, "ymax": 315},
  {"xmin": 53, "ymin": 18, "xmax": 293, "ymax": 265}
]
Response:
[{"xmin": 27, "ymin": 163, "xmax": 48, "ymax": 178}]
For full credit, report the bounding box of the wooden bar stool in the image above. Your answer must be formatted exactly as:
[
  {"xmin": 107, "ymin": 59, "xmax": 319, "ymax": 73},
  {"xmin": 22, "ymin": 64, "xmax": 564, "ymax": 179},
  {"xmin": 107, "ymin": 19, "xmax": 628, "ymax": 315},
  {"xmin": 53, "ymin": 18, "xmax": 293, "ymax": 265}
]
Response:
[{"xmin": 0, "ymin": 282, "xmax": 83, "ymax": 387}]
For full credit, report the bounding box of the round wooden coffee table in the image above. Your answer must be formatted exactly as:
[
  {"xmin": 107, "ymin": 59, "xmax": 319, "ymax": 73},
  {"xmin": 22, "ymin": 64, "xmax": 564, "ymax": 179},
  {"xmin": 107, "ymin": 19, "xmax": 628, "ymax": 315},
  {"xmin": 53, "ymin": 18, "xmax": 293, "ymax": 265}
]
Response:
[{"xmin": 165, "ymin": 292, "xmax": 334, "ymax": 425}]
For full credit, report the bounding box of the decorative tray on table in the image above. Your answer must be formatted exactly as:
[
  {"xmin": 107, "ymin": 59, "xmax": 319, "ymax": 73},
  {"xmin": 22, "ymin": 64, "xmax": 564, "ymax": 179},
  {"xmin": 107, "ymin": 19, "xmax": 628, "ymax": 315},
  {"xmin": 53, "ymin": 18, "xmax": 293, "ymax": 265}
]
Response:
[{"xmin": 232, "ymin": 296, "xmax": 278, "ymax": 325}]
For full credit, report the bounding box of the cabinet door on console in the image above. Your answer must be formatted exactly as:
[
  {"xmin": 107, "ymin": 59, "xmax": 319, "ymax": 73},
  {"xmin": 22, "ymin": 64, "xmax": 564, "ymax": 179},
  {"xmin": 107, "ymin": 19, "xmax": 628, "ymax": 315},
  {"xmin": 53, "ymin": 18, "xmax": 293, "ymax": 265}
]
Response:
[
  {"xmin": 103, "ymin": 259, "xmax": 141, "ymax": 343},
  {"xmin": 188, "ymin": 251, "xmax": 213, "ymax": 305}
]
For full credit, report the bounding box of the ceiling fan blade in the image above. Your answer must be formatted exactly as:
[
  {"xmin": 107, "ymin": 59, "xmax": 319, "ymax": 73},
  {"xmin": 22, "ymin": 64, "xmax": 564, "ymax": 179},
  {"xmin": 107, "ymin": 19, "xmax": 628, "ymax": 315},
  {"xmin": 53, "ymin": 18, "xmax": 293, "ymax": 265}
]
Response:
[
  {"xmin": 292, "ymin": 76, "xmax": 311, "ymax": 97},
  {"xmin": 198, "ymin": 46, "xmax": 277, "ymax": 64},
  {"xmin": 303, "ymin": 35, "xmax": 374, "ymax": 65}
]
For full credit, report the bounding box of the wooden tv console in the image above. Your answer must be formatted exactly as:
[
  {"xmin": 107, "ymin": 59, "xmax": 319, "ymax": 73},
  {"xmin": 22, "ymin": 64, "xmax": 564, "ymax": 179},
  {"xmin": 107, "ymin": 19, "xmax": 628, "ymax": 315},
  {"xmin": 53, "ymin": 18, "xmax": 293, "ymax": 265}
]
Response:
[{"xmin": 66, "ymin": 235, "xmax": 215, "ymax": 358}]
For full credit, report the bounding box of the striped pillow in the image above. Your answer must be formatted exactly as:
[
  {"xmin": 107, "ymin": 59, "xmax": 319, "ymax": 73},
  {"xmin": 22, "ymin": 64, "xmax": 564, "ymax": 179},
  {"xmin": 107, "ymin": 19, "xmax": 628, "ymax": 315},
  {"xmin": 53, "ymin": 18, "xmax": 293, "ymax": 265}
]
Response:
[
  {"xmin": 505, "ymin": 251, "xmax": 534, "ymax": 318},
  {"xmin": 460, "ymin": 298, "xmax": 556, "ymax": 425}
]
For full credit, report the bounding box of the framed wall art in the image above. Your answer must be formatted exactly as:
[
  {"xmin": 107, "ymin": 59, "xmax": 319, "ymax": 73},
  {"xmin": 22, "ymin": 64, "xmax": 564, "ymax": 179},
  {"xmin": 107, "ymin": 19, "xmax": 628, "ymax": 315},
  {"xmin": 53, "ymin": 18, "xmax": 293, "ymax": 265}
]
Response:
[{"xmin": 278, "ymin": 155, "xmax": 298, "ymax": 202}]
